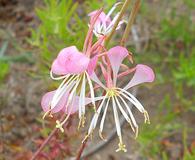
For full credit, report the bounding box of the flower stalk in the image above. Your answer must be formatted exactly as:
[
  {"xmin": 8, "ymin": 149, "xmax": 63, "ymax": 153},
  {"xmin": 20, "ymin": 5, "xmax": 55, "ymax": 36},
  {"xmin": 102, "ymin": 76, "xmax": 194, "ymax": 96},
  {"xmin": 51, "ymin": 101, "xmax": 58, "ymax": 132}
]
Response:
[
  {"xmin": 121, "ymin": 0, "xmax": 141, "ymax": 46},
  {"xmin": 105, "ymin": 0, "xmax": 132, "ymax": 46}
]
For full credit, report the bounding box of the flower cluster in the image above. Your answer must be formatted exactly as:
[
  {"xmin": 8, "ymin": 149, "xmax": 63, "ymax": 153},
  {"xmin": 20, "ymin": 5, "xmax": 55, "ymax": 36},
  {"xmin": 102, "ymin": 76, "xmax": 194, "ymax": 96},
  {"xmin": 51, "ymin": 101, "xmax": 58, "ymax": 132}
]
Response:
[{"xmin": 41, "ymin": 5, "xmax": 155, "ymax": 152}]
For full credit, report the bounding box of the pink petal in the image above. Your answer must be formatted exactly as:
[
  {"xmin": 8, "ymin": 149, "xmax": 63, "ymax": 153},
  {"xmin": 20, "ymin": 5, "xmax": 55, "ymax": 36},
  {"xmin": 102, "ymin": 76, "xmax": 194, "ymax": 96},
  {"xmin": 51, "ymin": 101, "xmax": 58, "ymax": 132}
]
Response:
[
  {"xmin": 41, "ymin": 90, "xmax": 68, "ymax": 113},
  {"xmin": 61, "ymin": 96, "xmax": 79, "ymax": 114},
  {"xmin": 65, "ymin": 52, "xmax": 90, "ymax": 74},
  {"xmin": 57, "ymin": 46, "xmax": 79, "ymax": 65},
  {"xmin": 124, "ymin": 64, "xmax": 155, "ymax": 90},
  {"xmin": 87, "ymin": 56, "xmax": 98, "ymax": 75},
  {"xmin": 56, "ymin": 46, "xmax": 90, "ymax": 74},
  {"xmin": 51, "ymin": 59, "xmax": 68, "ymax": 75},
  {"xmin": 107, "ymin": 46, "xmax": 128, "ymax": 80},
  {"xmin": 62, "ymin": 96, "xmax": 90, "ymax": 114},
  {"xmin": 62, "ymin": 96, "xmax": 105, "ymax": 114}
]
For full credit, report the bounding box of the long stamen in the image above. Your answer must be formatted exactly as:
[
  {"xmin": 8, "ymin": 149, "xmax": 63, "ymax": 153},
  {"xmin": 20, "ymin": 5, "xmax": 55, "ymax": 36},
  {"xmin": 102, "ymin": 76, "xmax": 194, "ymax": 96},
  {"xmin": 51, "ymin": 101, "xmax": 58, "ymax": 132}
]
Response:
[
  {"xmin": 117, "ymin": 89, "xmax": 143, "ymax": 112},
  {"xmin": 42, "ymin": 76, "xmax": 76, "ymax": 119},
  {"xmin": 105, "ymin": 2, "xmax": 123, "ymax": 21},
  {"xmin": 99, "ymin": 97, "xmax": 110, "ymax": 141},
  {"xmin": 51, "ymin": 75, "xmax": 75, "ymax": 103},
  {"xmin": 114, "ymin": 96, "xmax": 135, "ymax": 133},
  {"xmin": 86, "ymin": 72, "xmax": 96, "ymax": 112},
  {"xmin": 118, "ymin": 88, "xmax": 150, "ymax": 124},
  {"xmin": 106, "ymin": 13, "xmax": 120, "ymax": 32},
  {"xmin": 51, "ymin": 75, "xmax": 77, "ymax": 108},
  {"xmin": 117, "ymin": 94, "xmax": 138, "ymax": 138},
  {"xmin": 66, "ymin": 77, "xmax": 81, "ymax": 107},
  {"xmin": 78, "ymin": 74, "xmax": 86, "ymax": 129},
  {"xmin": 112, "ymin": 97, "xmax": 127, "ymax": 152},
  {"xmin": 84, "ymin": 95, "xmax": 107, "ymax": 141},
  {"xmin": 56, "ymin": 93, "xmax": 76, "ymax": 133}
]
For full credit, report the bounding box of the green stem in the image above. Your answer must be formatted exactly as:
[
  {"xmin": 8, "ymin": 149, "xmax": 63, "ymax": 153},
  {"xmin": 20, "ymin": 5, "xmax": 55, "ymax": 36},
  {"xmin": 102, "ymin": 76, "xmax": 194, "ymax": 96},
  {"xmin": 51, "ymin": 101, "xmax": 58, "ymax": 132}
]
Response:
[
  {"xmin": 120, "ymin": 0, "xmax": 141, "ymax": 46},
  {"xmin": 105, "ymin": 0, "xmax": 132, "ymax": 46}
]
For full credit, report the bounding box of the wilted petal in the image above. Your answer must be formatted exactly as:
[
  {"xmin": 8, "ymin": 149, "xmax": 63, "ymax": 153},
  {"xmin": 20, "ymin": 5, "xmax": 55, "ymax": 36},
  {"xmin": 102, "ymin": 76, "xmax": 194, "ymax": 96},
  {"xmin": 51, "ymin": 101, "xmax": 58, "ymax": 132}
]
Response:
[
  {"xmin": 107, "ymin": 46, "xmax": 128, "ymax": 84},
  {"xmin": 124, "ymin": 64, "xmax": 155, "ymax": 90},
  {"xmin": 51, "ymin": 59, "xmax": 68, "ymax": 75},
  {"xmin": 41, "ymin": 90, "xmax": 68, "ymax": 113}
]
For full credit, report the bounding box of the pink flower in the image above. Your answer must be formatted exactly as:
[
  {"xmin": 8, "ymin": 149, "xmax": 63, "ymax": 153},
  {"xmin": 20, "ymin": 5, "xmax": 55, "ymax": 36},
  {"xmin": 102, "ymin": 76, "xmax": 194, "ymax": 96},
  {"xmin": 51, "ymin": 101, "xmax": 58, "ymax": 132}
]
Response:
[
  {"xmin": 88, "ymin": 3, "xmax": 126, "ymax": 38},
  {"xmin": 41, "ymin": 9, "xmax": 106, "ymax": 131},
  {"xmin": 85, "ymin": 46, "xmax": 155, "ymax": 152},
  {"xmin": 51, "ymin": 46, "xmax": 90, "ymax": 75}
]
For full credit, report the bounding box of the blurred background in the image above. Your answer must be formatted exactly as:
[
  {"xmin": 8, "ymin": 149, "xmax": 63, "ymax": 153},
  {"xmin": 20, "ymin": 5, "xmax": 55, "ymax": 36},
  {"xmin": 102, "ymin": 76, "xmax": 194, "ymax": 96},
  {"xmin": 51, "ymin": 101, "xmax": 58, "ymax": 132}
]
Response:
[{"xmin": 0, "ymin": 0, "xmax": 195, "ymax": 159}]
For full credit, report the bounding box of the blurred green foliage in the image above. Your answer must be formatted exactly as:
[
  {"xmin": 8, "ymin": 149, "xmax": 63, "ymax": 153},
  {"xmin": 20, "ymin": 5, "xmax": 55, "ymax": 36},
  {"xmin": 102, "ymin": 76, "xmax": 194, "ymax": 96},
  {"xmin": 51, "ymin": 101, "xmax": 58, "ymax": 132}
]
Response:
[
  {"xmin": 29, "ymin": 0, "xmax": 115, "ymax": 73},
  {"xmin": 135, "ymin": 0, "xmax": 195, "ymax": 159},
  {"xmin": 137, "ymin": 95, "xmax": 181, "ymax": 159},
  {"xmin": 0, "ymin": 62, "xmax": 9, "ymax": 82},
  {"xmin": 174, "ymin": 49, "xmax": 195, "ymax": 88},
  {"xmin": 160, "ymin": 11, "xmax": 195, "ymax": 48},
  {"xmin": 29, "ymin": 0, "xmax": 87, "ymax": 70},
  {"xmin": 0, "ymin": 41, "xmax": 9, "ymax": 82}
]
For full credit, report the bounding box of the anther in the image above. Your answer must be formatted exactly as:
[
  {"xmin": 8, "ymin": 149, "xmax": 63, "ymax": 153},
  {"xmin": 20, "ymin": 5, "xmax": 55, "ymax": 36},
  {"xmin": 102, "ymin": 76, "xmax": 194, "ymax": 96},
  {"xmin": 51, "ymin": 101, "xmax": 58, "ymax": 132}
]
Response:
[{"xmin": 56, "ymin": 120, "xmax": 64, "ymax": 133}]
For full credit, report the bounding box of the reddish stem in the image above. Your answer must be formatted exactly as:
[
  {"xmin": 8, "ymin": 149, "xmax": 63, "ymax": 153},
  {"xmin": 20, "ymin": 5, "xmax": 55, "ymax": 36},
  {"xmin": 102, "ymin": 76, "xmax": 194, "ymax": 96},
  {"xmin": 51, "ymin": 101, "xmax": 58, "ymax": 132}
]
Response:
[
  {"xmin": 83, "ymin": 9, "xmax": 103, "ymax": 54},
  {"xmin": 117, "ymin": 67, "xmax": 136, "ymax": 78},
  {"xmin": 30, "ymin": 115, "xmax": 66, "ymax": 160},
  {"xmin": 75, "ymin": 138, "xmax": 89, "ymax": 160},
  {"xmin": 30, "ymin": 128, "xmax": 57, "ymax": 160}
]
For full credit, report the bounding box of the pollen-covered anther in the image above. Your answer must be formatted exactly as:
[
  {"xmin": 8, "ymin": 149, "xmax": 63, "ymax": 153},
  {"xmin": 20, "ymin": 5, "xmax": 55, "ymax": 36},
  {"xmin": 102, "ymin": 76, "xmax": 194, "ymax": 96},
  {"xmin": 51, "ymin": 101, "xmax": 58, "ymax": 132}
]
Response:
[
  {"xmin": 82, "ymin": 131, "xmax": 93, "ymax": 143},
  {"xmin": 55, "ymin": 120, "xmax": 64, "ymax": 133},
  {"xmin": 82, "ymin": 134, "xmax": 89, "ymax": 143},
  {"xmin": 134, "ymin": 126, "xmax": 139, "ymax": 139},
  {"xmin": 107, "ymin": 88, "xmax": 118, "ymax": 97},
  {"xmin": 93, "ymin": 105, "xmax": 97, "ymax": 113},
  {"xmin": 78, "ymin": 115, "xmax": 86, "ymax": 130},
  {"xmin": 99, "ymin": 130, "xmax": 107, "ymax": 141},
  {"xmin": 127, "ymin": 120, "xmax": 135, "ymax": 133},
  {"xmin": 116, "ymin": 140, "xmax": 127, "ymax": 152},
  {"xmin": 143, "ymin": 110, "xmax": 150, "ymax": 124}
]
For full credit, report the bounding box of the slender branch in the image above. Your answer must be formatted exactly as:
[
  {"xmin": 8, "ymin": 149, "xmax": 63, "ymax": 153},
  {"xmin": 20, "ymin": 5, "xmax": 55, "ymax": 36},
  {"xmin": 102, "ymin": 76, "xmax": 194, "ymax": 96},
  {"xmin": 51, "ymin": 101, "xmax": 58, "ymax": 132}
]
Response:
[
  {"xmin": 120, "ymin": 0, "xmax": 141, "ymax": 46},
  {"xmin": 30, "ymin": 114, "xmax": 66, "ymax": 160},
  {"xmin": 105, "ymin": 0, "xmax": 132, "ymax": 46},
  {"xmin": 75, "ymin": 137, "xmax": 89, "ymax": 160}
]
